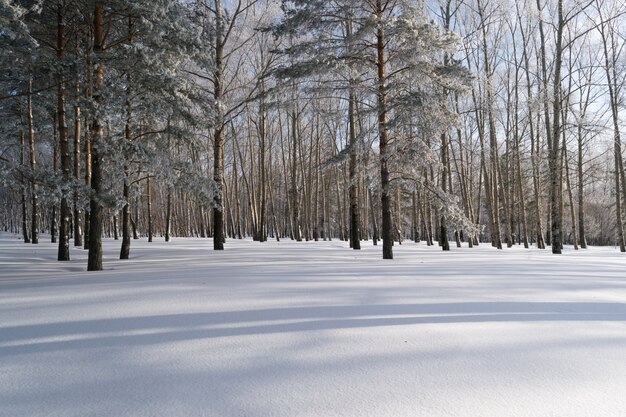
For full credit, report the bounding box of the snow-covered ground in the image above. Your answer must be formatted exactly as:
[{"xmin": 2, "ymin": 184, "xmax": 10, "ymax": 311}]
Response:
[{"xmin": 1, "ymin": 235, "xmax": 626, "ymax": 417}]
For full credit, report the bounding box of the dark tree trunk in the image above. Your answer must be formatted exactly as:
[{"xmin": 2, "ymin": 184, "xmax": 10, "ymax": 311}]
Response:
[
  {"xmin": 440, "ymin": 132, "xmax": 450, "ymax": 251},
  {"xmin": 83, "ymin": 122, "xmax": 91, "ymax": 251},
  {"xmin": 348, "ymin": 80, "xmax": 360, "ymax": 250},
  {"xmin": 120, "ymin": 107, "xmax": 132, "ymax": 258},
  {"xmin": 376, "ymin": 0, "xmax": 392, "ymax": 259},
  {"xmin": 20, "ymin": 130, "xmax": 30, "ymax": 243},
  {"xmin": 147, "ymin": 176, "xmax": 153, "ymax": 242},
  {"xmin": 548, "ymin": 0, "xmax": 564, "ymax": 254},
  {"xmin": 28, "ymin": 77, "xmax": 38, "ymax": 244},
  {"xmin": 87, "ymin": 3, "xmax": 105, "ymax": 271},
  {"xmin": 165, "ymin": 187, "xmax": 172, "ymax": 242},
  {"xmin": 212, "ymin": 0, "xmax": 225, "ymax": 250},
  {"xmin": 120, "ymin": 19, "xmax": 134, "ymax": 259},
  {"xmin": 120, "ymin": 178, "xmax": 131, "ymax": 258},
  {"xmin": 57, "ymin": 2, "xmax": 71, "ymax": 261},
  {"xmin": 577, "ymin": 123, "xmax": 587, "ymax": 248},
  {"xmin": 51, "ymin": 126, "xmax": 58, "ymax": 245},
  {"xmin": 73, "ymin": 76, "xmax": 82, "ymax": 247}
]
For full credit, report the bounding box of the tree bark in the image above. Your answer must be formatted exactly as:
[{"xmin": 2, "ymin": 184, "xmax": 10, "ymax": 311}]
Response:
[
  {"xmin": 28, "ymin": 76, "xmax": 38, "ymax": 244},
  {"xmin": 376, "ymin": 0, "xmax": 392, "ymax": 259},
  {"xmin": 598, "ymin": 6, "xmax": 626, "ymax": 251},
  {"xmin": 440, "ymin": 132, "xmax": 450, "ymax": 251},
  {"xmin": 147, "ymin": 175, "xmax": 153, "ymax": 242},
  {"xmin": 87, "ymin": 2, "xmax": 105, "ymax": 271},
  {"xmin": 348, "ymin": 83, "xmax": 361, "ymax": 249},
  {"xmin": 20, "ymin": 130, "xmax": 30, "ymax": 243},
  {"xmin": 212, "ymin": 0, "xmax": 225, "ymax": 250},
  {"xmin": 120, "ymin": 90, "xmax": 132, "ymax": 258},
  {"xmin": 51, "ymin": 118, "xmax": 58, "ymax": 244},
  {"xmin": 73, "ymin": 71, "xmax": 82, "ymax": 247},
  {"xmin": 57, "ymin": 2, "xmax": 71, "ymax": 261}
]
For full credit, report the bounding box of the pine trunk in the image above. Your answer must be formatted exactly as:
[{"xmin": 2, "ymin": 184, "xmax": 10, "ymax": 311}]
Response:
[
  {"xmin": 20, "ymin": 130, "xmax": 30, "ymax": 243},
  {"xmin": 87, "ymin": 3, "xmax": 105, "ymax": 271},
  {"xmin": 28, "ymin": 77, "xmax": 38, "ymax": 244},
  {"xmin": 376, "ymin": 0, "xmax": 392, "ymax": 259},
  {"xmin": 212, "ymin": 0, "xmax": 225, "ymax": 250},
  {"xmin": 57, "ymin": 3, "xmax": 71, "ymax": 261}
]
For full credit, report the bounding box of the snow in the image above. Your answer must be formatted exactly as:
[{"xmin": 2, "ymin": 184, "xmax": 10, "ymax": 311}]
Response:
[{"xmin": 1, "ymin": 235, "xmax": 626, "ymax": 417}]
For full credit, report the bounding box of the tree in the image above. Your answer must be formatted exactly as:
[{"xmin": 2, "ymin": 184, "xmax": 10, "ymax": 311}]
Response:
[{"xmin": 595, "ymin": 0, "xmax": 626, "ymax": 252}]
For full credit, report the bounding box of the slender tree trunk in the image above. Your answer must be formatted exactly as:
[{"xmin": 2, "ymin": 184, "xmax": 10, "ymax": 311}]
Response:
[
  {"xmin": 83, "ymin": 117, "xmax": 91, "ymax": 250},
  {"xmin": 73, "ymin": 73, "xmax": 82, "ymax": 247},
  {"xmin": 376, "ymin": 0, "xmax": 392, "ymax": 259},
  {"xmin": 51, "ymin": 119, "xmax": 58, "ymax": 244},
  {"xmin": 563, "ymin": 141, "xmax": 578, "ymax": 249},
  {"xmin": 535, "ymin": 0, "xmax": 563, "ymax": 254},
  {"xmin": 132, "ymin": 200, "xmax": 139, "ymax": 239},
  {"xmin": 348, "ymin": 84, "xmax": 361, "ymax": 249},
  {"xmin": 369, "ymin": 187, "xmax": 378, "ymax": 245},
  {"xmin": 550, "ymin": 0, "xmax": 564, "ymax": 254},
  {"xmin": 440, "ymin": 132, "xmax": 450, "ymax": 250},
  {"xmin": 577, "ymin": 121, "xmax": 587, "ymax": 248},
  {"xmin": 511, "ymin": 44, "xmax": 529, "ymax": 248},
  {"xmin": 290, "ymin": 104, "xmax": 302, "ymax": 241},
  {"xmin": 165, "ymin": 186, "xmax": 172, "ymax": 242},
  {"xmin": 87, "ymin": 3, "xmax": 105, "ymax": 271},
  {"xmin": 20, "ymin": 130, "xmax": 30, "ymax": 243},
  {"xmin": 120, "ymin": 18, "xmax": 134, "ymax": 259},
  {"xmin": 439, "ymin": 5, "xmax": 454, "ymax": 251},
  {"xmin": 57, "ymin": 2, "xmax": 71, "ymax": 261},
  {"xmin": 28, "ymin": 76, "xmax": 38, "ymax": 244},
  {"xmin": 81, "ymin": 32, "xmax": 92, "ymax": 251},
  {"xmin": 113, "ymin": 215, "xmax": 119, "ymax": 240},
  {"xmin": 212, "ymin": 0, "xmax": 225, "ymax": 250},
  {"xmin": 147, "ymin": 176, "xmax": 153, "ymax": 242},
  {"xmin": 478, "ymin": 0, "xmax": 502, "ymax": 249},
  {"xmin": 120, "ymin": 101, "xmax": 132, "ymax": 258},
  {"xmin": 257, "ymin": 85, "xmax": 267, "ymax": 241},
  {"xmin": 344, "ymin": 17, "xmax": 361, "ymax": 250},
  {"xmin": 313, "ymin": 123, "xmax": 321, "ymax": 241},
  {"xmin": 412, "ymin": 190, "xmax": 418, "ymax": 242}
]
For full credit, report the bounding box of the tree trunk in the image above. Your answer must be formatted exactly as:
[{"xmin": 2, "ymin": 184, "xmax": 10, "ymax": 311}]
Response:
[
  {"xmin": 598, "ymin": 8, "xmax": 626, "ymax": 251},
  {"xmin": 290, "ymin": 104, "xmax": 302, "ymax": 241},
  {"xmin": 28, "ymin": 77, "xmax": 38, "ymax": 244},
  {"xmin": 57, "ymin": 2, "xmax": 71, "ymax": 261},
  {"xmin": 20, "ymin": 130, "xmax": 30, "ymax": 243},
  {"xmin": 440, "ymin": 132, "xmax": 450, "ymax": 251},
  {"xmin": 165, "ymin": 186, "xmax": 172, "ymax": 242},
  {"xmin": 478, "ymin": 0, "xmax": 502, "ymax": 249},
  {"xmin": 376, "ymin": 0, "xmax": 392, "ymax": 259},
  {"xmin": 87, "ymin": 2, "xmax": 105, "ymax": 271},
  {"xmin": 51, "ymin": 119, "xmax": 58, "ymax": 244},
  {"xmin": 73, "ymin": 74, "xmax": 82, "ymax": 247},
  {"xmin": 511, "ymin": 40, "xmax": 529, "ymax": 249},
  {"xmin": 147, "ymin": 175, "xmax": 153, "ymax": 242},
  {"xmin": 120, "ymin": 112, "xmax": 131, "ymax": 257},
  {"xmin": 212, "ymin": 0, "xmax": 225, "ymax": 250},
  {"xmin": 577, "ymin": 121, "xmax": 587, "ymax": 248}
]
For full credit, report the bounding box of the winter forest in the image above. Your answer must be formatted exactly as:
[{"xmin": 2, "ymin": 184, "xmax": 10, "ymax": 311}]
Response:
[{"xmin": 1, "ymin": 0, "xmax": 626, "ymax": 270}]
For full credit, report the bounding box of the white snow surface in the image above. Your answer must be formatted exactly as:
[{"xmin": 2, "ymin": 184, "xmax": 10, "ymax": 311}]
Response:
[{"xmin": 1, "ymin": 235, "xmax": 626, "ymax": 417}]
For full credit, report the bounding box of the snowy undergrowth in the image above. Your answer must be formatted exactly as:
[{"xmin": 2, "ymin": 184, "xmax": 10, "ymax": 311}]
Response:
[{"xmin": 1, "ymin": 235, "xmax": 626, "ymax": 417}]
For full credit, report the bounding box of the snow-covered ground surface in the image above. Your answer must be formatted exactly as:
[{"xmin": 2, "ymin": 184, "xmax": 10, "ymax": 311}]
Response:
[{"xmin": 2, "ymin": 234, "xmax": 626, "ymax": 417}]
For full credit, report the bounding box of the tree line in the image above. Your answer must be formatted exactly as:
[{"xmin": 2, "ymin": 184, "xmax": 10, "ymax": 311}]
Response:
[{"xmin": 1, "ymin": 0, "xmax": 625, "ymax": 270}]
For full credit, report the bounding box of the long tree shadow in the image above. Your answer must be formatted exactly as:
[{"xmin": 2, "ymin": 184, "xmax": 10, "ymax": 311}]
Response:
[{"xmin": 3, "ymin": 301, "xmax": 626, "ymax": 356}]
